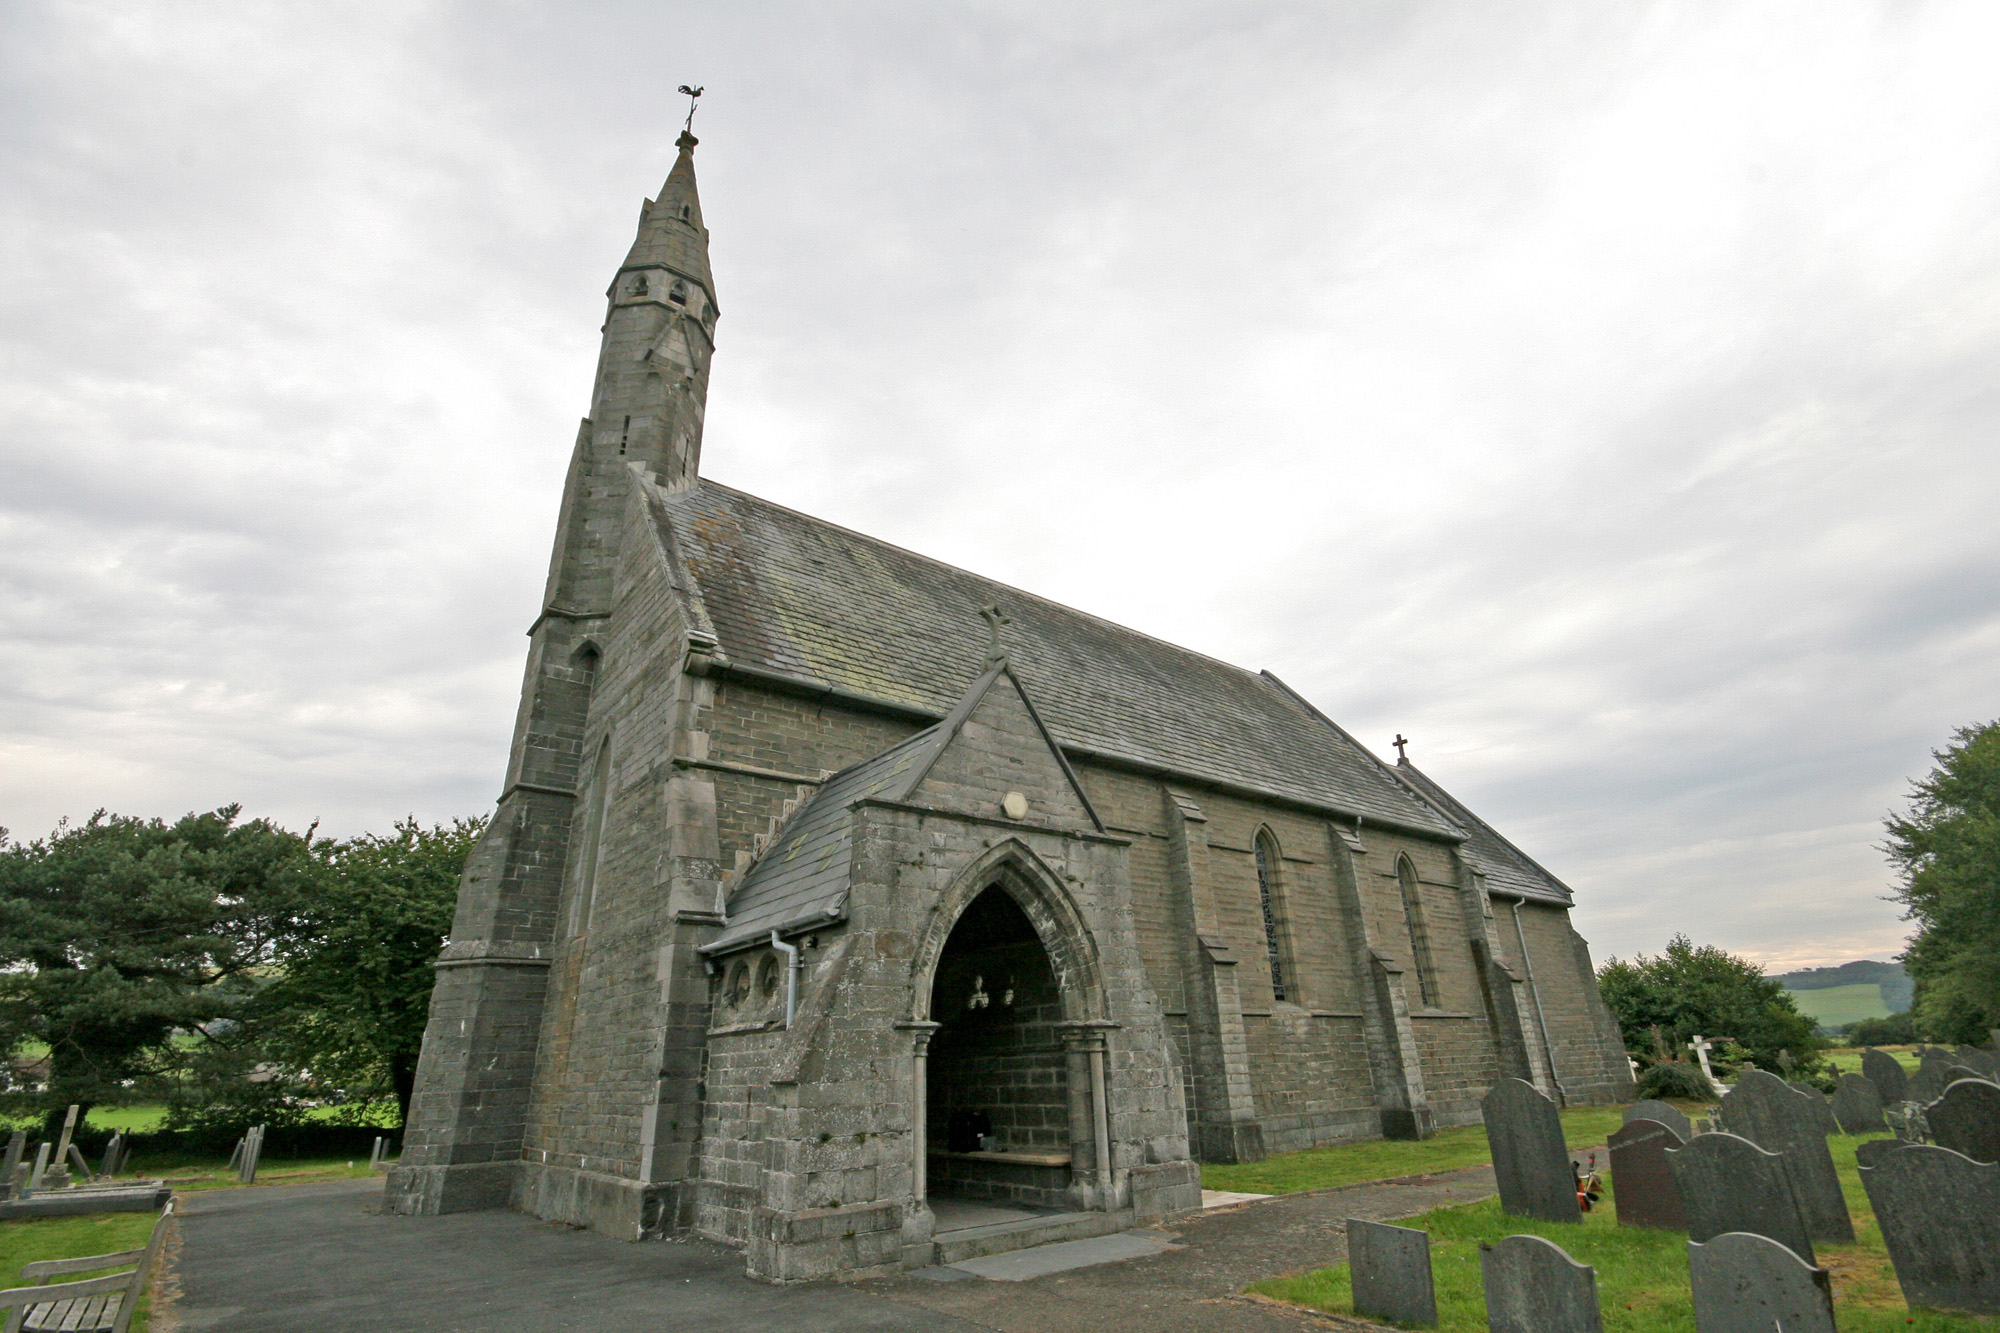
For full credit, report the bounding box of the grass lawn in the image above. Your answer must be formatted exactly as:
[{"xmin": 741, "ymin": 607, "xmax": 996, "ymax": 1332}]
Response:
[
  {"xmin": 1249, "ymin": 1133, "xmax": 2000, "ymax": 1331},
  {"xmin": 1202, "ymin": 1105, "xmax": 1636, "ymax": 1196},
  {"xmin": 1824, "ymin": 1045, "xmax": 1922, "ymax": 1076},
  {"xmin": 132, "ymin": 1156, "xmax": 385, "ymax": 1191},
  {"xmin": 0, "ymin": 1211, "xmax": 163, "ymax": 1333}
]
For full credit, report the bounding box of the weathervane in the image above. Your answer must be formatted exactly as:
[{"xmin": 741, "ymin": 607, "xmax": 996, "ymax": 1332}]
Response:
[
  {"xmin": 1393, "ymin": 734, "xmax": 1410, "ymax": 763},
  {"xmin": 677, "ymin": 84, "xmax": 704, "ymax": 133},
  {"xmin": 978, "ymin": 603, "xmax": 1012, "ymax": 662}
]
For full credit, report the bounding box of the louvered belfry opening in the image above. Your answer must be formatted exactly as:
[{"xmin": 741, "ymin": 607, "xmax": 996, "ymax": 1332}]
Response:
[{"xmin": 924, "ymin": 885, "xmax": 1073, "ymax": 1208}]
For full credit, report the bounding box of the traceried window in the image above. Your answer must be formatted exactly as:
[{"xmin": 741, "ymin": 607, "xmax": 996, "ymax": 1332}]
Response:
[
  {"xmin": 1254, "ymin": 830, "xmax": 1289, "ymax": 1003},
  {"xmin": 1397, "ymin": 855, "xmax": 1441, "ymax": 1008}
]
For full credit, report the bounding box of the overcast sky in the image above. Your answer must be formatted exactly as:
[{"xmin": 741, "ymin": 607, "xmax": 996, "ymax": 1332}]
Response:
[{"xmin": 4, "ymin": 2, "xmax": 1996, "ymax": 971}]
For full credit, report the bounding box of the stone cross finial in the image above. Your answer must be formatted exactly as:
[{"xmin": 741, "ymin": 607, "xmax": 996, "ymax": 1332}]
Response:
[
  {"xmin": 1393, "ymin": 734, "xmax": 1409, "ymax": 762},
  {"xmin": 978, "ymin": 603, "xmax": 1011, "ymax": 662},
  {"xmin": 678, "ymin": 84, "xmax": 704, "ymax": 133}
]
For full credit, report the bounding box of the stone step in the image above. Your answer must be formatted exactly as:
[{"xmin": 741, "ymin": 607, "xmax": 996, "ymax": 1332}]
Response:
[{"xmin": 930, "ymin": 1207, "xmax": 1136, "ymax": 1265}]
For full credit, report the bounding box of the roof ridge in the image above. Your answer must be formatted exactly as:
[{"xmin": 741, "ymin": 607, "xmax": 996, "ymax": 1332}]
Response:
[
  {"xmin": 1394, "ymin": 760, "xmax": 1574, "ymax": 900},
  {"xmin": 685, "ymin": 478, "xmax": 1288, "ymax": 688}
]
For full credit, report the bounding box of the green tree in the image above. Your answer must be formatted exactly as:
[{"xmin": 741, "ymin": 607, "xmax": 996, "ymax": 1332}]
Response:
[
  {"xmin": 0, "ymin": 807, "xmax": 310, "ymax": 1134},
  {"xmin": 250, "ymin": 816, "xmax": 482, "ymax": 1125},
  {"xmin": 1885, "ymin": 720, "xmax": 2000, "ymax": 1044},
  {"xmin": 1597, "ymin": 934, "xmax": 1823, "ymax": 1076}
]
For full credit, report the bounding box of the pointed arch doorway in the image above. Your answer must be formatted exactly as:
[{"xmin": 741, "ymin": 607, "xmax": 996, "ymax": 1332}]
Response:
[{"xmin": 922, "ymin": 883, "xmax": 1079, "ymax": 1212}]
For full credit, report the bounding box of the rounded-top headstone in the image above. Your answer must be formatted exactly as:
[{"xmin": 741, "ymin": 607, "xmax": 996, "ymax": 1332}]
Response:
[
  {"xmin": 1928, "ymin": 1078, "xmax": 2000, "ymax": 1165},
  {"xmin": 1718, "ymin": 1070, "xmax": 1854, "ymax": 1243},
  {"xmin": 1688, "ymin": 1231, "xmax": 1835, "ymax": 1333},
  {"xmin": 1831, "ymin": 1073, "xmax": 1887, "ymax": 1134},
  {"xmin": 1859, "ymin": 1143, "xmax": 2000, "ymax": 1315},
  {"xmin": 1665, "ymin": 1131, "xmax": 1816, "ymax": 1264},
  {"xmin": 1608, "ymin": 1118, "xmax": 1687, "ymax": 1232},
  {"xmin": 1861, "ymin": 1048, "xmax": 1908, "ymax": 1104},
  {"xmin": 1479, "ymin": 1234, "xmax": 1602, "ymax": 1333},
  {"xmin": 1482, "ymin": 1079, "xmax": 1581, "ymax": 1223},
  {"xmin": 1623, "ymin": 1098, "xmax": 1693, "ymax": 1142}
]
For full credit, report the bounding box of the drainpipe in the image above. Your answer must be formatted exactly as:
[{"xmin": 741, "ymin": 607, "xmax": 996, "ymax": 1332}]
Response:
[
  {"xmin": 1508, "ymin": 899, "xmax": 1564, "ymax": 1103},
  {"xmin": 770, "ymin": 930, "xmax": 800, "ymax": 1028}
]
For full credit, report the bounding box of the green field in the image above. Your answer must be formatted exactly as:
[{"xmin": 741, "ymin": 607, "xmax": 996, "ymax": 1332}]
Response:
[{"xmin": 1785, "ymin": 982, "xmax": 1891, "ymax": 1027}]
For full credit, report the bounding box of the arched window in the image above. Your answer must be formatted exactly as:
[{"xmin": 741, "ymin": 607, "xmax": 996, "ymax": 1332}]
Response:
[
  {"xmin": 1254, "ymin": 830, "xmax": 1288, "ymax": 1003},
  {"xmin": 1397, "ymin": 855, "xmax": 1440, "ymax": 1007}
]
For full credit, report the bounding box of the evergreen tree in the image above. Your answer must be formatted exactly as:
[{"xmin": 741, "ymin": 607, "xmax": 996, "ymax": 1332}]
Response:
[
  {"xmin": 1885, "ymin": 720, "xmax": 2000, "ymax": 1044},
  {"xmin": 0, "ymin": 807, "xmax": 310, "ymax": 1133}
]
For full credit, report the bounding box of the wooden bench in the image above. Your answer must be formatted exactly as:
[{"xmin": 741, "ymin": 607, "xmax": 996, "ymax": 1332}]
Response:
[{"xmin": 0, "ymin": 1200, "xmax": 172, "ymax": 1333}]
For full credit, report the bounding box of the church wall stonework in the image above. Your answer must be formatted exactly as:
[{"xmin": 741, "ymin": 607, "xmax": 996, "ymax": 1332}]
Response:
[{"xmin": 391, "ymin": 130, "xmax": 1632, "ymax": 1279}]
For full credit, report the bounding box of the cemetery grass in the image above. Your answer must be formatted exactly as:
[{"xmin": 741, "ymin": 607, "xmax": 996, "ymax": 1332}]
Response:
[
  {"xmin": 1248, "ymin": 1133, "xmax": 1999, "ymax": 1331},
  {"xmin": 139, "ymin": 1155, "xmax": 385, "ymax": 1191},
  {"xmin": 1825, "ymin": 1046, "xmax": 1922, "ymax": 1076},
  {"xmin": 1201, "ymin": 1106, "xmax": 1628, "ymax": 1196},
  {"xmin": 0, "ymin": 1211, "xmax": 157, "ymax": 1333}
]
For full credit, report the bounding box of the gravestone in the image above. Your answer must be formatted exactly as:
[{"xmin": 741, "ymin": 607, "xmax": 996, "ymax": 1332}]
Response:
[
  {"xmin": 1792, "ymin": 1084, "xmax": 1840, "ymax": 1136},
  {"xmin": 1482, "ymin": 1079, "xmax": 1581, "ymax": 1223},
  {"xmin": 1666, "ymin": 1132, "xmax": 1816, "ymax": 1264},
  {"xmin": 1687, "ymin": 1231, "xmax": 1835, "ymax": 1333},
  {"xmin": 1860, "ymin": 1144, "xmax": 2000, "ymax": 1315},
  {"xmin": 1624, "ymin": 1099, "xmax": 1694, "ymax": 1142},
  {"xmin": 1947, "ymin": 1065, "xmax": 1991, "ymax": 1087},
  {"xmin": 1608, "ymin": 1118, "xmax": 1687, "ymax": 1231},
  {"xmin": 1929, "ymin": 1079, "xmax": 2000, "ymax": 1164},
  {"xmin": 0, "ymin": 1132, "xmax": 21, "ymax": 1202},
  {"xmin": 1480, "ymin": 1234, "xmax": 1602, "ymax": 1333},
  {"xmin": 1832, "ymin": 1073, "xmax": 1888, "ymax": 1133},
  {"xmin": 1910, "ymin": 1053, "xmax": 1953, "ymax": 1106},
  {"xmin": 1348, "ymin": 1219, "xmax": 1435, "ymax": 1327},
  {"xmin": 1717, "ymin": 1070, "xmax": 1853, "ymax": 1242},
  {"xmin": 1854, "ymin": 1137, "xmax": 1904, "ymax": 1169},
  {"xmin": 1861, "ymin": 1048, "xmax": 1908, "ymax": 1104}
]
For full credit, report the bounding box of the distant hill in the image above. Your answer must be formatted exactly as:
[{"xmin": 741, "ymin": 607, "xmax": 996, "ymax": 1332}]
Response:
[{"xmin": 1772, "ymin": 959, "xmax": 1913, "ymax": 1024}]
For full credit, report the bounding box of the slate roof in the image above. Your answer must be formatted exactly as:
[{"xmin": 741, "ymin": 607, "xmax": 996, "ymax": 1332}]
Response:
[
  {"xmin": 659, "ymin": 480, "xmax": 1456, "ymax": 837},
  {"xmin": 702, "ymin": 726, "xmax": 940, "ymax": 954},
  {"xmin": 1388, "ymin": 761, "xmax": 1574, "ymax": 905}
]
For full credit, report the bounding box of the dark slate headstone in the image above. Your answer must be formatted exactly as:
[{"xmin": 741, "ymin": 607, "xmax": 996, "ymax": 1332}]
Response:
[
  {"xmin": 1482, "ymin": 1078, "xmax": 1581, "ymax": 1223},
  {"xmin": 1910, "ymin": 1053, "xmax": 1953, "ymax": 1106},
  {"xmin": 1348, "ymin": 1218, "xmax": 1435, "ymax": 1327},
  {"xmin": 1791, "ymin": 1083, "xmax": 1840, "ymax": 1136},
  {"xmin": 1862, "ymin": 1048, "xmax": 1908, "ymax": 1104},
  {"xmin": 1479, "ymin": 1234, "xmax": 1602, "ymax": 1333},
  {"xmin": 1860, "ymin": 1144, "xmax": 2000, "ymax": 1315},
  {"xmin": 1854, "ymin": 1137, "xmax": 1903, "ymax": 1169},
  {"xmin": 1665, "ymin": 1132, "xmax": 1816, "ymax": 1265},
  {"xmin": 1687, "ymin": 1231, "xmax": 1835, "ymax": 1333},
  {"xmin": 1624, "ymin": 1098, "xmax": 1694, "ymax": 1142},
  {"xmin": 1608, "ymin": 1118, "xmax": 1687, "ymax": 1231},
  {"xmin": 1948, "ymin": 1065, "xmax": 1990, "ymax": 1086},
  {"xmin": 1717, "ymin": 1070, "xmax": 1854, "ymax": 1242},
  {"xmin": 1831, "ymin": 1073, "xmax": 1887, "ymax": 1133},
  {"xmin": 1929, "ymin": 1079, "xmax": 2000, "ymax": 1165}
]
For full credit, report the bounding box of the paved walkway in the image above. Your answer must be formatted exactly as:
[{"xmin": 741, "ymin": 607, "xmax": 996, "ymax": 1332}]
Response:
[{"xmin": 159, "ymin": 1167, "xmax": 1501, "ymax": 1333}]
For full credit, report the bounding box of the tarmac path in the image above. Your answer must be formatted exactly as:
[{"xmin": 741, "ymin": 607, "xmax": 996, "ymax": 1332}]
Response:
[{"xmin": 158, "ymin": 1165, "xmax": 1500, "ymax": 1332}]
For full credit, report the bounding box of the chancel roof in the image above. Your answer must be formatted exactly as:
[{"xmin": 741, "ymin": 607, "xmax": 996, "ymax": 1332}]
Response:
[
  {"xmin": 1388, "ymin": 761, "xmax": 1574, "ymax": 905},
  {"xmin": 659, "ymin": 480, "xmax": 1455, "ymax": 838}
]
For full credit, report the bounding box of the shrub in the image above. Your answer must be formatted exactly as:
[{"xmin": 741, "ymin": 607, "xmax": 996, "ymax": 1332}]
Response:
[{"xmin": 1633, "ymin": 1060, "xmax": 1717, "ymax": 1102}]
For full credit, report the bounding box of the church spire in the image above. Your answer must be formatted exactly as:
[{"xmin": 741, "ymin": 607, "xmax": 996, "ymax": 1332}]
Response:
[{"xmin": 590, "ymin": 128, "xmax": 719, "ymax": 493}]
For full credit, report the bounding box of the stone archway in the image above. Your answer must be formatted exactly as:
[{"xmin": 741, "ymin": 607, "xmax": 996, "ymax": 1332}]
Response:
[{"xmin": 906, "ymin": 844, "xmax": 1115, "ymax": 1215}]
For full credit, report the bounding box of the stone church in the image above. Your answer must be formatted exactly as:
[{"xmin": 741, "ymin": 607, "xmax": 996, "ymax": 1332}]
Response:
[{"xmin": 387, "ymin": 130, "xmax": 1633, "ymax": 1280}]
